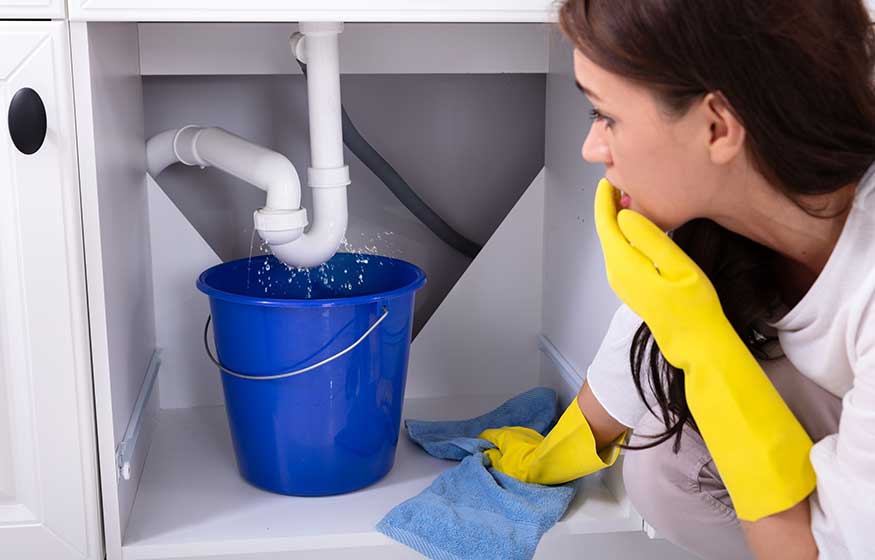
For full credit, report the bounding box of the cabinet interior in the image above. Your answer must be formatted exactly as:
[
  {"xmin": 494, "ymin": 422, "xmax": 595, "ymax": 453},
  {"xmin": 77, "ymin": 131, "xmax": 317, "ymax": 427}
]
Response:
[{"xmin": 71, "ymin": 20, "xmax": 633, "ymax": 558}]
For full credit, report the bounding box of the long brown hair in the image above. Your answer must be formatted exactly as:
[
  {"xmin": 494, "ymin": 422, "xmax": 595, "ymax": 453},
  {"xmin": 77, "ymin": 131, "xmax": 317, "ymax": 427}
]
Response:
[{"xmin": 559, "ymin": 0, "xmax": 875, "ymax": 451}]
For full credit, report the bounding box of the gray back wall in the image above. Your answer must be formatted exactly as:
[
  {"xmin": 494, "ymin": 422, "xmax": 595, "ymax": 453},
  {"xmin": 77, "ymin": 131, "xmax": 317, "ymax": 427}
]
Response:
[{"xmin": 143, "ymin": 74, "xmax": 545, "ymax": 335}]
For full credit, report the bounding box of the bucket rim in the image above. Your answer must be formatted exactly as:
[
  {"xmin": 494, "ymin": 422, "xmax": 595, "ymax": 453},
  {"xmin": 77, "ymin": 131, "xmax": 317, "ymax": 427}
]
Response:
[{"xmin": 196, "ymin": 253, "xmax": 427, "ymax": 308}]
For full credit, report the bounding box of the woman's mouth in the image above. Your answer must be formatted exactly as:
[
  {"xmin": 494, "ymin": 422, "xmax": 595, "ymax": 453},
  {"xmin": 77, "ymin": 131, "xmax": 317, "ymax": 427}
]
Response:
[{"xmin": 620, "ymin": 189, "xmax": 631, "ymax": 209}]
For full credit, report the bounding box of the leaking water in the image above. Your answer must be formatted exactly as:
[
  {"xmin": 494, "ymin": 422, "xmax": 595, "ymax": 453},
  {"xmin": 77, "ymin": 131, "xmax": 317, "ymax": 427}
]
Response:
[
  {"xmin": 245, "ymin": 227, "xmax": 257, "ymax": 290},
  {"xmin": 246, "ymin": 231, "xmax": 403, "ymax": 299}
]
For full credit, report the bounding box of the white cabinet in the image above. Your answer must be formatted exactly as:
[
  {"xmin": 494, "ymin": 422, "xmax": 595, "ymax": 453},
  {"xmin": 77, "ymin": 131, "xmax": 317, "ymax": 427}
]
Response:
[
  {"xmin": 0, "ymin": 0, "xmax": 64, "ymax": 20},
  {"xmin": 68, "ymin": 0, "xmax": 556, "ymax": 23},
  {"xmin": 0, "ymin": 21, "xmax": 102, "ymax": 560}
]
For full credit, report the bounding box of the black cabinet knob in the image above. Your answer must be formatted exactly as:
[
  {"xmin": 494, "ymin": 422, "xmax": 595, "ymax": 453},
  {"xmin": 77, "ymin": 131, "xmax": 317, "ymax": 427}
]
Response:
[{"xmin": 8, "ymin": 87, "xmax": 47, "ymax": 155}]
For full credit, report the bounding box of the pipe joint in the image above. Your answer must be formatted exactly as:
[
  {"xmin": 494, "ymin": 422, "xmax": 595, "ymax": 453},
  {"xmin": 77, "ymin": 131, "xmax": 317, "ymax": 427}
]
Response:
[
  {"xmin": 173, "ymin": 125, "xmax": 208, "ymax": 167},
  {"xmin": 254, "ymin": 207, "xmax": 308, "ymax": 246},
  {"xmin": 308, "ymin": 166, "xmax": 350, "ymax": 189}
]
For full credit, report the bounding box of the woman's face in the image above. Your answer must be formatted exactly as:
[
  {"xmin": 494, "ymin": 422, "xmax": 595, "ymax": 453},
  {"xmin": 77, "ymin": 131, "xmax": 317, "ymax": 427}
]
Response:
[{"xmin": 574, "ymin": 50, "xmax": 720, "ymax": 231}]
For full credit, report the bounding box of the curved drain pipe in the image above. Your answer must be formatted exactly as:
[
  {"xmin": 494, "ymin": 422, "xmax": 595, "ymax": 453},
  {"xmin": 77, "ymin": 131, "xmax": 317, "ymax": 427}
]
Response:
[
  {"xmin": 145, "ymin": 21, "xmax": 349, "ymax": 268},
  {"xmin": 277, "ymin": 21, "xmax": 350, "ymax": 267}
]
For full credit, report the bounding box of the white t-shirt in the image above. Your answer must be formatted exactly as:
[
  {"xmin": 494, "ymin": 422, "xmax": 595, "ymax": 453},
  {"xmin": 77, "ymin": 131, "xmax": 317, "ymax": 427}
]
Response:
[{"xmin": 586, "ymin": 162, "xmax": 875, "ymax": 558}]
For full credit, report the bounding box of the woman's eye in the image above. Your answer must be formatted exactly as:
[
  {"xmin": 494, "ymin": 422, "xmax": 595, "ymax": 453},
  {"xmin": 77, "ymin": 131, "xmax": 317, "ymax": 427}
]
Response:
[{"xmin": 589, "ymin": 108, "xmax": 614, "ymax": 128}]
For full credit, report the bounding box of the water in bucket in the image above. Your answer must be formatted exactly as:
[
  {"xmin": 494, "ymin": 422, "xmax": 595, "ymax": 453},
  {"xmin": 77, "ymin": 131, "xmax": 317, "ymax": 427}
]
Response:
[{"xmin": 197, "ymin": 252, "xmax": 426, "ymax": 496}]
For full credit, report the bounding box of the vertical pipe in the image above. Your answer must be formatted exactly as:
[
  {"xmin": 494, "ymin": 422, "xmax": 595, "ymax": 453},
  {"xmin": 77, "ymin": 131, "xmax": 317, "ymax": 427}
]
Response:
[{"xmin": 300, "ymin": 22, "xmax": 345, "ymax": 169}]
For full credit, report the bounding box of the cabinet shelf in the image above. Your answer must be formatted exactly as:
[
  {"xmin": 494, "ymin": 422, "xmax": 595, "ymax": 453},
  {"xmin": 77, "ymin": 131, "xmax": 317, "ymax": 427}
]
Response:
[{"xmin": 123, "ymin": 393, "xmax": 640, "ymax": 559}]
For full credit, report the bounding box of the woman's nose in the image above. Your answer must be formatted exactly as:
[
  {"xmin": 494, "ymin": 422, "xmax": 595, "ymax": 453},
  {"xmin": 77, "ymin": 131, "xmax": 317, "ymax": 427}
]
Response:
[{"xmin": 582, "ymin": 125, "xmax": 610, "ymax": 164}]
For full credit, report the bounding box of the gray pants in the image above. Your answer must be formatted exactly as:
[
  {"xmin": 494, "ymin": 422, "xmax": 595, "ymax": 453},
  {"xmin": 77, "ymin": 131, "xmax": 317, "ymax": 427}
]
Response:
[{"xmin": 622, "ymin": 355, "xmax": 843, "ymax": 560}]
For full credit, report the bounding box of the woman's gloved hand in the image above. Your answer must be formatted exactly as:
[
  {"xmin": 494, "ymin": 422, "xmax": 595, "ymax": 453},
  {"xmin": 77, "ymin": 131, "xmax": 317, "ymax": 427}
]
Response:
[
  {"xmin": 477, "ymin": 399, "xmax": 623, "ymax": 485},
  {"xmin": 593, "ymin": 178, "xmax": 815, "ymax": 521}
]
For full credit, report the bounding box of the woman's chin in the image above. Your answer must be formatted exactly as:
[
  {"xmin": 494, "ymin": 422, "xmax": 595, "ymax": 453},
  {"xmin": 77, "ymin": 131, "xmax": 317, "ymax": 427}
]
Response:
[{"xmin": 626, "ymin": 204, "xmax": 672, "ymax": 233}]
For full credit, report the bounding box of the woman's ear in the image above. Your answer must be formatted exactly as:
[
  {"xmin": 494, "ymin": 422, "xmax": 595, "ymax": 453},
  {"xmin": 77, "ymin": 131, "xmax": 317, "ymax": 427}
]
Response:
[{"xmin": 704, "ymin": 91, "xmax": 745, "ymax": 165}]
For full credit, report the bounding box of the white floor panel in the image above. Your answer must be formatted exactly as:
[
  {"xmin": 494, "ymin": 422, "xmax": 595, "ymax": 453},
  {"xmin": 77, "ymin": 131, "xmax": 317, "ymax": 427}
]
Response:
[{"xmin": 123, "ymin": 393, "xmax": 641, "ymax": 559}]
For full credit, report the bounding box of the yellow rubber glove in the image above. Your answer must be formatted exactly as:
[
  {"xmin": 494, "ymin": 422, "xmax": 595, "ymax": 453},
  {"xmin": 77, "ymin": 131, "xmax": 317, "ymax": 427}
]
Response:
[
  {"xmin": 477, "ymin": 399, "xmax": 624, "ymax": 485},
  {"xmin": 593, "ymin": 178, "xmax": 815, "ymax": 521}
]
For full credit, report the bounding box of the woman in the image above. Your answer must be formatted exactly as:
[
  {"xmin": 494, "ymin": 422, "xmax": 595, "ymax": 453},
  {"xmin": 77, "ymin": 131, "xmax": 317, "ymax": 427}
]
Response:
[{"xmin": 478, "ymin": 1, "xmax": 875, "ymax": 558}]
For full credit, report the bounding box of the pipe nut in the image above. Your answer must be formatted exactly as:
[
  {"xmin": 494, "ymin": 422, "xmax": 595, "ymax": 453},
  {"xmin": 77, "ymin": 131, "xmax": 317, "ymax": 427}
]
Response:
[
  {"xmin": 254, "ymin": 207, "xmax": 308, "ymax": 246},
  {"xmin": 254, "ymin": 207, "xmax": 308, "ymax": 231},
  {"xmin": 308, "ymin": 165, "xmax": 351, "ymax": 188},
  {"xmin": 173, "ymin": 125, "xmax": 207, "ymax": 167}
]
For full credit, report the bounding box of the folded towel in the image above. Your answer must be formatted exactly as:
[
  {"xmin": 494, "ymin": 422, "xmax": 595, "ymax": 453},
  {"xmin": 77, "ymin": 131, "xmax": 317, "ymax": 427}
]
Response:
[{"xmin": 376, "ymin": 387, "xmax": 578, "ymax": 560}]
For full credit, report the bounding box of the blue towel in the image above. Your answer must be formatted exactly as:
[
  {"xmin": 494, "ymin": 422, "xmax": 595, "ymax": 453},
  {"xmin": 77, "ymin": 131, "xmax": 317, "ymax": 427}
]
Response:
[
  {"xmin": 402, "ymin": 387, "xmax": 560, "ymax": 460},
  {"xmin": 376, "ymin": 387, "xmax": 578, "ymax": 560}
]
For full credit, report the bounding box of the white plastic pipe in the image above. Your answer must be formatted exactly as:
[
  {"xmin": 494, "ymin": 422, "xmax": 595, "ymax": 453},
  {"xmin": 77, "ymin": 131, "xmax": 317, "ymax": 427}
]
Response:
[
  {"xmin": 145, "ymin": 129, "xmax": 180, "ymax": 178},
  {"xmin": 148, "ymin": 126, "xmax": 302, "ymax": 210},
  {"xmin": 144, "ymin": 21, "xmax": 350, "ymax": 269},
  {"xmin": 270, "ymin": 21, "xmax": 350, "ymax": 268},
  {"xmin": 145, "ymin": 126, "xmax": 309, "ymax": 247}
]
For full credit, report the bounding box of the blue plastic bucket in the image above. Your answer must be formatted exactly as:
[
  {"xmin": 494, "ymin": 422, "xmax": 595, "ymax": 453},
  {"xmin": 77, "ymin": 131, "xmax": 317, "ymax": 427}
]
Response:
[{"xmin": 197, "ymin": 252, "xmax": 426, "ymax": 496}]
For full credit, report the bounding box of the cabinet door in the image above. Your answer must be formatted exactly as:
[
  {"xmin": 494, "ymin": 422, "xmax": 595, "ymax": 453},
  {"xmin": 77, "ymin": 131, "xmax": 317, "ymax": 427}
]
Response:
[
  {"xmin": 0, "ymin": 21, "xmax": 102, "ymax": 560},
  {"xmin": 0, "ymin": 0, "xmax": 64, "ymax": 19}
]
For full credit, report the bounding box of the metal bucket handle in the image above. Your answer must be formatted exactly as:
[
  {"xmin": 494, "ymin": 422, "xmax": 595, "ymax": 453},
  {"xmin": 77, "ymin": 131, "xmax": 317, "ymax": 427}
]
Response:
[{"xmin": 203, "ymin": 305, "xmax": 389, "ymax": 380}]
